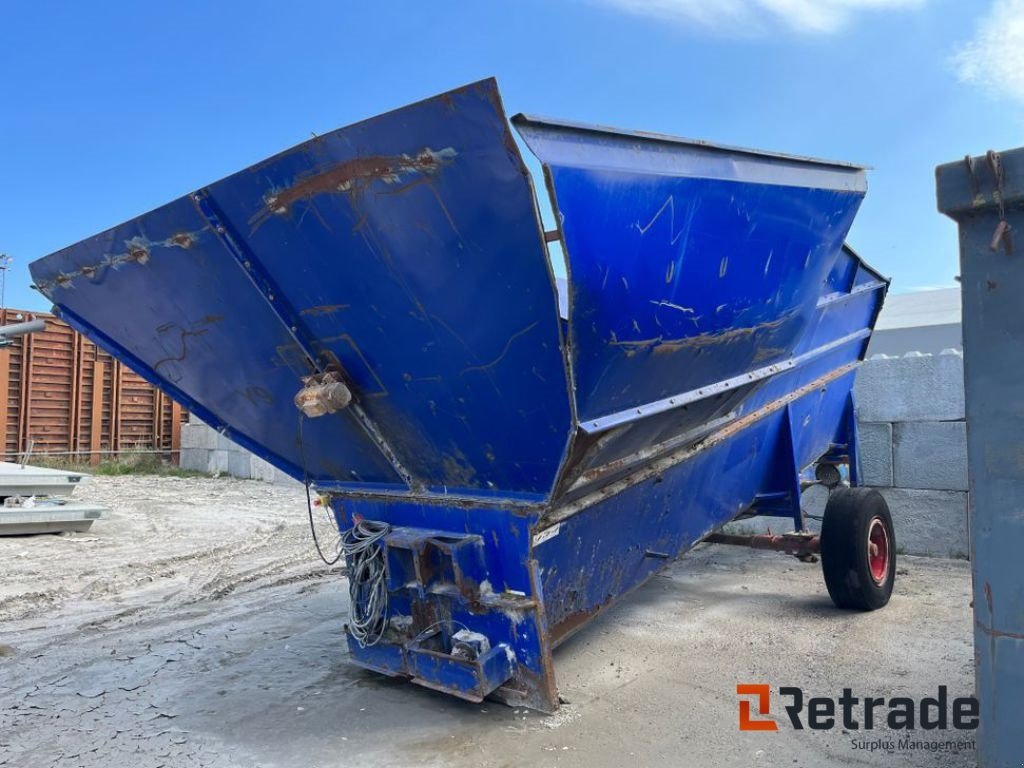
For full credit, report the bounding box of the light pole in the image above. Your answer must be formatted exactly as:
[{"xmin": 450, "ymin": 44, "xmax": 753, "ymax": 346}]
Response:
[{"xmin": 0, "ymin": 254, "xmax": 11, "ymax": 310}]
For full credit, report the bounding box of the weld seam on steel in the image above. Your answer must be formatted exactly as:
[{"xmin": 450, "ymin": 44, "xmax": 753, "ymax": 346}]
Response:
[
  {"xmin": 189, "ymin": 191, "xmax": 416, "ymax": 489},
  {"xmin": 544, "ymin": 361, "xmax": 859, "ymax": 529},
  {"xmin": 582, "ymin": 326, "xmax": 873, "ymax": 433}
]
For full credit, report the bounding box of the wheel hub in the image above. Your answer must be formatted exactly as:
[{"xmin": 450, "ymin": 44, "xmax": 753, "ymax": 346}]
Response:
[{"xmin": 867, "ymin": 516, "xmax": 890, "ymax": 585}]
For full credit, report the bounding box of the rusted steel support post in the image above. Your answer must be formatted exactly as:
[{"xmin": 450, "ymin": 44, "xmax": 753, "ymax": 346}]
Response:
[{"xmin": 89, "ymin": 361, "xmax": 104, "ymax": 465}]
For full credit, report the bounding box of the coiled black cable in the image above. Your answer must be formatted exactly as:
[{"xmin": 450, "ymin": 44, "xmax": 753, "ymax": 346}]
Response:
[{"xmin": 342, "ymin": 519, "xmax": 391, "ymax": 647}]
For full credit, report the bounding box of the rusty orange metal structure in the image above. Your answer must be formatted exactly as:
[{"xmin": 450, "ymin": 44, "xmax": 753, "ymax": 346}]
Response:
[{"xmin": 0, "ymin": 308, "xmax": 184, "ymax": 464}]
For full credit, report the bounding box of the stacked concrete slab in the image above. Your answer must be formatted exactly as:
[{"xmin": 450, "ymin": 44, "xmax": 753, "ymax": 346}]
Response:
[
  {"xmin": 853, "ymin": 349, "xmax": 968, "ymax": 558},
  {"xmin": 179, "ymin": 413, "xmax": 296, "ymax": 485},
  {"xmin": 0, "ymin": 463, "xmax": 107, "ymax": 535}
]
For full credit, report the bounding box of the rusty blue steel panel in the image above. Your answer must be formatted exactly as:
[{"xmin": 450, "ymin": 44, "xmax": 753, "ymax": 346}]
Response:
[
  {"xmin": 30, "ymin": 79, "xmax": 573, "ymax": 498},
  {"xmin": 32, "ymin": 196, "xmax": 405, "ymax": 488},
  {"xmin": 29, "ymin": 79, "xmax": 889, "ymax": 712},
  {"xmin": 513, "ymin": 115, "xmax": 867, "ymax": 425},
  {"xmin": 535, "ymin": 365, "xmax": 861, "ymax": 645},
  {"xmin": 937, "ymin": 147, "xmax": 1024, "ymax": 767}
]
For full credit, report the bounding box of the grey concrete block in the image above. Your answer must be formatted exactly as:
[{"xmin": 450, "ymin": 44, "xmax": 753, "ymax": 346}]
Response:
[
  {"xmin": 178, "ymin": 447, "xmax": 207, "ymax": 472},
  {"xmin": 179, "ymin": 424, "xmax": 205, "ymax": 450},
  {"xmin": 250, "ymin": 456, "xmax": 269, "ymax": 481},
  {"xmin": 208, "ymin": 449, "xmax": 230, "ymax": 475},
  {"xmin": 213, "ymin": 431, "xmax": 240, "ymax": 451},
  {"xmin": 797, "ymin": 486, "xmax": 967, "ymax": 558},
  {"xmin": 197, "ymin": 428, "xmax": 215, "ymax": 450},
  {"xmin": 859, "ymin": 422, "xmax": 893, "ymax": 487},
  {"xmin": 187, "ymin": 424, "xmax": 219, "ymax": 450},
  {"xmin": 227, "ymin": 451, "xmax": 253, "ymax": 479},
  {"xmin": 255, "ymin": 458, "xmax": 299, "ymax": 486},
  {"xmin": 893, "ymin": 421, "xmax": 968, "ymax": 491},
  {"xmin": 186, "ymin": 423, "xmax": 239, "ymax": 451},
  {"xmin": 856, "ymin": 350, "xmax": 964, "ymax": 422},
  {"xmin": 271, "ymin": 469, "xmax": 301, "ymax": 487},
  {"xmin": 251, "ymin": 456, "xmax": 267, "ymax": 481},
  {"xmin": 723, "ymin": 485, "xmax": 967, "ymax": 558},
  {"xmin": 880, "ymin": 487, "xmax": 968, "ymax": 558},
  {"xmin": 250, "ymin": 456, "xmax": 283, "ymax": 484}
]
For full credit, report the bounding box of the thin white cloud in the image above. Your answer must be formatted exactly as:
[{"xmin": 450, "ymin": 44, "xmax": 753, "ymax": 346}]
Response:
[
  {"xmin": 590, "ymin": 0, "xmax": 925, "ymax": 34},
  {"xmin": 951, "ymin": 0, "xmax": 1024, "ymax": 104}
]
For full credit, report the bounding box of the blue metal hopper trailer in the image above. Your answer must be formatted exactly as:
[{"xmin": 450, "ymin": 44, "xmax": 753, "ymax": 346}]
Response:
[{"xmin": 30, "ymin": 78, "xmax": 893, "ymax": 712}]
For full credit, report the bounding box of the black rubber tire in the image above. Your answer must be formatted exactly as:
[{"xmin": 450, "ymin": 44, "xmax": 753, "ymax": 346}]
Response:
[{"xmin": 820, "ymin": 487, "xmax": 896, "ymax": 611}]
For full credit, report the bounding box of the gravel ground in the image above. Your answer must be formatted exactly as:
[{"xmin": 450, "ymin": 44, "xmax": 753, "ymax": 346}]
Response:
[
  {"xmin": 0, "ymin": 476, "xmax": 976, "ymax": 768},
  {"xmin": 0, "ymin": 476, "xmax": 325, "ymax": 625}
]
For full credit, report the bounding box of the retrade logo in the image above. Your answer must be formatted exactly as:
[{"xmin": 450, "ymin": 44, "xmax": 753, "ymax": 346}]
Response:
[
  {"xmin": 736, "ymin": 685, "xmax": 978, "ymax": 732},
  {"xmin": 737, "ymin": 684, "xmax": 779, "ymax": 731}
]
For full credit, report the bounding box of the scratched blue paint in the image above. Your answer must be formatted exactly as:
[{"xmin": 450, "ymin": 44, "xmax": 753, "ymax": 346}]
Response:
[
  {"xmin": 514, "ymin": 116, "xmax": 867, "ymax": 422},
  {"xmin": 40, "ymin": 203, "xmax": 407, "ymax": 489},
  {"xmin": 938, "ymin": 147, "xmax": 1024, "ymax": 767},
  {"xmin": 29, "ymin": 79, "xmax": 888, "ymax": 711},
  {"xmin": 30, "ymin": 79, "xmax": 572, "ymax": 499},
  {"xmin": 535, "ymin": 369, "xmax": 861, "ymax": 641}
]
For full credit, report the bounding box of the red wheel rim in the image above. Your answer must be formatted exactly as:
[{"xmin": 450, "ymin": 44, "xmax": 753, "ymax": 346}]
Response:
[{"xmin": 867, "ymin": 517, "xmax": 890, "ymax": 585}]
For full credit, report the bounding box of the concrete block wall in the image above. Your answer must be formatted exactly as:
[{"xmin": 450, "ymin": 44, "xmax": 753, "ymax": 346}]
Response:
[
  {"xmin": 855, "ymin": 350, "xmax": 965, "ymax": 423},
  {"xmin": 858, "ymin": 422, "xmax": 893, "ymax": 487},
  {"xmin": 179, "ymin": 413, "xmax": 297, "ymax": 485},
  {"xmin": 892, "ymin": 421, "xmax": 968, "ymax": 491},
  {"xmin": 854, "ymin": 349, "xmax": 968, "ymax": 557},
  {"xmin": 777, "ymin": 484, "xmax": 971, "ymax": 560},
  {"xmin": 728, "ymin": 349, "xmax": 969, "ymax": 558}
]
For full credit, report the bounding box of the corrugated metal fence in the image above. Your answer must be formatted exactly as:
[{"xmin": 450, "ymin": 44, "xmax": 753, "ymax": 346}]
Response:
[{"xmin": 0, "ymin": 308, "xmax": 184, "ymax": 464}]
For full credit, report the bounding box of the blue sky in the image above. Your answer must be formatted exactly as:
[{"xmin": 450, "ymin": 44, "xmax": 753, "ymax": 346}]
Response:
[{"xmin": 2, "ymin": 0, "xmax": 1021, "ymax": 311}]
